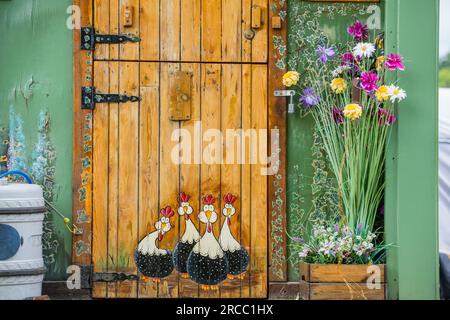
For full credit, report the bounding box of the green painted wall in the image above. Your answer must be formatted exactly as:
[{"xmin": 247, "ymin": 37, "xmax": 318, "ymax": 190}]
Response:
[
  {"xmin": 385, "ymin": 0, "xmax": 440, "ymax": 300},
  {"xmin": 0, "ymin": 0, "xmax": 73, "ymax": 280}
]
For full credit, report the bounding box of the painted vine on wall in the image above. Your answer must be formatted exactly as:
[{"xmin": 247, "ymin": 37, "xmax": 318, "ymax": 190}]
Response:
[
  {"xmin": 4, "ymin": 108, "xmax": 66, "ymax": 276},
  {"xmin": 286, "ymin": 0, "xmax": 381, "ymax": 280}
]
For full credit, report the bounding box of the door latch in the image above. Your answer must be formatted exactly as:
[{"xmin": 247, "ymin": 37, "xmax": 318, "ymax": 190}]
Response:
[
  {"xmin": 82, "ymin": 86, "xmax": 141, "ymax": 110},
  {"xmin": 274, "ymin": 90, "xmax": 296, "ymax": 114}
]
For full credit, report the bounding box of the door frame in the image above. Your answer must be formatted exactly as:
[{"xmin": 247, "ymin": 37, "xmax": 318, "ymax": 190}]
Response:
[{"xmin": 71, "ymin": 0, "xmax": 289, "ymax": 289}]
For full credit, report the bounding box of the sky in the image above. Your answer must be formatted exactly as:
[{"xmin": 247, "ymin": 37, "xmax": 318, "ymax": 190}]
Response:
[{"xmin": 441, "ymin": 0, "xmax": 450, "ymax": 59}]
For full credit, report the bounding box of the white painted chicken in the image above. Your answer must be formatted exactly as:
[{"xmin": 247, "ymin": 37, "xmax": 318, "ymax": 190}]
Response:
[
  {"xmin": 187, "ymin": 194, "xmax": 229, "ymax": 291},
  {"xmin": 219, "ymin": 194, "xmax": 249, "ymax": 280},
  {"xmin": 172, "ymin": 192, "xmax": 200, "ymax": 278},
  {"xmin": 135, "ymin": 206, "xmax": 175, "ymax": 283}
]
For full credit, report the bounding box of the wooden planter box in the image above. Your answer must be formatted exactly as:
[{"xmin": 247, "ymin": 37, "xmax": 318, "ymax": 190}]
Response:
[{"xmin": 299, "ymin": 262, "xmax": 386, "ymax": 300}]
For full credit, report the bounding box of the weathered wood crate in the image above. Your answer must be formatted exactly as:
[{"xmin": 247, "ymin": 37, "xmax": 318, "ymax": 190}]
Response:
[{"xmin": 299, "ymin": 262, "xmax": 386, "ymax": 300}]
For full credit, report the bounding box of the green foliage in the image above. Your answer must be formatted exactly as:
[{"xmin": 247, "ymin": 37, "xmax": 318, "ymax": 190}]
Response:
[{"xmin": 439, "ymin": 68, "xmax": 450, "ymax": 88}]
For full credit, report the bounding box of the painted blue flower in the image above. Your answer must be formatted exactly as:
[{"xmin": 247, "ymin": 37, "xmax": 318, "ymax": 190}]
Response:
[
  {"xmin": 316, "ymin": 45, "xmax": 336, "ymax": 63},
  {"xmin": 299, "ymin": 87, "xmax": 320, "ymax": 108}
]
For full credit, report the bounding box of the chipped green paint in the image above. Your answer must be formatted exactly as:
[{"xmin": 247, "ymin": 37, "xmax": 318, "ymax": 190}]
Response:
[{"xmin": 0, "ymin": 0, "xmax": 73, "ymax": 280}]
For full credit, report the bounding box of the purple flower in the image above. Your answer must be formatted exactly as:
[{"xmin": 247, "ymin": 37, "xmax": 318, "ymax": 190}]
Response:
[
  {"xmin": 299, "ymin": 87, "xmax": 320, "ymax": 108},
  {"xmin": 347, "ymin": 21, "xmax": 369, "ymax": 41},
  {"xmin": 378, "ymin": 108, "xmax": 397, "ymax": 126},
  {"xmin": 360, "ymin": 71, "xmax": 379, "ymax": 92},
  {"xmin": 316, "ymin": 46, "xmax": 335, "ymax": 63},
  {"xmin": 292, "ymin": 237, "xmax": 305, "ymax": 244},
  {"xmin": 385, "ymin": 53, "xmax": 405, "ymax": 71},
  {"xmin": 332, "ymin": 107, "xmax": 344, "ymax": 124}
]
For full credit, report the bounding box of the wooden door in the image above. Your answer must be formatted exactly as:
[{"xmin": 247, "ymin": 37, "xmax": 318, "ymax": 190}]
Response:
[{"xmin": 89, "ymin": 0, "xmax": 269, "ymax": 299}]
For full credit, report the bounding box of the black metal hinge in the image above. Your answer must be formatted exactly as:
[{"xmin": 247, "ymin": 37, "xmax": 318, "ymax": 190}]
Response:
[
  {"xmin": 82, "ymin": 86, "xmax": 141, "ymax": 110},
  {"xmin": 93, "ymin": 272, "xmax": 139, "ymax": 283},
  {"xmin": 81, "ymin": 27, "xmax": 140, "ymax": 51}
]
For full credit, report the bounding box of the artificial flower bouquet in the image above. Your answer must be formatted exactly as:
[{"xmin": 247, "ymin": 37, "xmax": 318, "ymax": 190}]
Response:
[{"xmin": 285, "ymin": 21, "xmax": 406, "ymax": 264}]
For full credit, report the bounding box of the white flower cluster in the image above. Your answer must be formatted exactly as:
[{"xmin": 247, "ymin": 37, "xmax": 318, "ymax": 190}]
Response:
[
  {"xmin": 298, "ymin": 224, "xmax": 379, "ymax": 264},
  {"xmin": 331, "ymin": 65, "xmax": 351, "ymax": 77}
]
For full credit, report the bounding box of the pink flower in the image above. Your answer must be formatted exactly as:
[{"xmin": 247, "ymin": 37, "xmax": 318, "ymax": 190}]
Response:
[
  {"xmin": 347, "ymin": 21, "xmax": 369, "ymax": 41},
  {"xmin": 342, "ymin": 52, "xmax": 355, "ymax": 65},
  {"xmin": 385, "ymin": 53, "xmax": 405, "ymax": 71},
  {"xmin": 360, "ymin": 71, "xmax": 379, "ymax": 92}
]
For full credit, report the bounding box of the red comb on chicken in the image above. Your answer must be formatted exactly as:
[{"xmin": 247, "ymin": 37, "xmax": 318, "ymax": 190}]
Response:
[
  {"xmin": 177, "ymin": 192, "xmax": 190, "ymax": 203},
  {"xmin": 160, "ymin": 206, "xmax": 175, "ymax": 218},
  {"xmin": 223, "ymin": 194, "xmax": 237, "ymax": 205},
  {"xmin": 202, "ymin": 194, "xmax": 216, "ymax": 205}
]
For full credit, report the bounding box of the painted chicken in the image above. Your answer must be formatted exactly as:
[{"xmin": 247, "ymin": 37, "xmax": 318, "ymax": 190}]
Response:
[
  {"xmin": 187, "ymin": 194, "xmax": 229, "ymax": 291},
  {"xmin": 219, "ymin": 194, "xmax": 249, "ymax": 280},
  {"xmin": 135, "ymin": 206, "xmax": 175, "ymax": 283},
  {"xmin": 172, "ymin": 192, "xmax": 200, "ymax": 278}
]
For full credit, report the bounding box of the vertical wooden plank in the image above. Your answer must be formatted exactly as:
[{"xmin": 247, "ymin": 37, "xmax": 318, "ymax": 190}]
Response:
[
  {"xmin": 107, "ymin": 61, "xmax": 119, "ymax": 298},
  {"xmin": 92, "ymin": 61, "xmax": 109, "ymax": 298},
  {"xmin": 181, "ymin": 0, "xmax": 201, "ymax": 61},
  {"xmin": 201, "ymin": 0, "xmax": 222, "ymax": 62},
  {"xmin": 161, "ymin": 0, "xmax": 181, "ymax": 61},
  {"xmin": 119, "ymin": 0, "xmax": 140, "ymax": 60},
  {"xmin": 242, "ymin": 0, "xmax": 252, "ymax": 62},
  {"xmin": 117, "ymin": 62, "xmax": 139, "ymax": 298},
  {"xmin": 250, "ymin": 65, "xmax": 268, "ymax": 298},
  {"xmin": 220, "ymin": 64, "xmax": 242, "ymax": 298},
  {"xmin": 93, "ymin": 0, "xmax": 110, "ymax": 60},
  {"xmin": 268, "ymin": 0, "xmax": 287, "ymax": 282},
  {"xmin": 251, "ymin": 0, "xmax": 268, "ymax": 63},
  {"xmin": 240, "ymin": 64, "xmax": 252, "ymax": 297},
  {"xmin": 110, "ymin": 0, "xmax": 120, "ymax": 60},
  {"xmin": 178, "ymin": 63, "xmax": 201, "ymax": 298},
  {"xmin": 221, "ymin": 0, "xmax": 241, "ymax": 62},
  {"xmin": 199, "ymin": 64, "xmax": 221, "ymax": 298},
  {"xmin": 158, "ymin": 63, "xmax": 180, "ymax": 298},
  {"xmin": 72, "ymin": 0, "xmax": 94, "ymax": 283},
  {"xmin": 140, "ymin": 0, "xmax": 160, "ymax": 60},
  {"xmin": 137, "ymin": 62, "xmax": 160, "ymax": 298}
]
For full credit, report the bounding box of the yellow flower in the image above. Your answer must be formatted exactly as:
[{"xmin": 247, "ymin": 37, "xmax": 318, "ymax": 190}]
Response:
[
  {"xmin": 375, "ymin": 85, "xmax": 389, "ymax": 102},
  {"xmin": 343, "ymin": 104, "xmax": 363, "ymax": 121},
  {"xmin": 330, "ymin": 78, "xmax": 347, "ymax": 94},
  {"xmin": 282, "ymin": 71, "xmax": 300, "ymax": 87},
  {"xmin": 375, "ymin": 56, "xmax": 385, "ymax": 71},
  {"xmin": 0, "ymin": 155, "xmax": 7, "ymax": 163}
]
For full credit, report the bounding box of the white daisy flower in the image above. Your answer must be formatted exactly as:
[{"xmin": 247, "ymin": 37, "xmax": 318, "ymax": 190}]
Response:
[
  {"xmin": 387, "ymin": 85, "xmax": 407, "ymax": 102},
  {"xmin": 353, "ymin": 42, "xmax": 376, "ymax": 58}
]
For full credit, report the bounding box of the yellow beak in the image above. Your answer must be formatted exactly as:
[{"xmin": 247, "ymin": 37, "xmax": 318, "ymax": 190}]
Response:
[
  {"xmin": 206, "ymin": 211, "xmax": 212, "ymax": 221},
  {"xmin": 161, "ymin": 223, "xmax": 166, "ymax": 230},
  {"xmin": 183, "ymin": 206, "xmax": 188, "ymax": 213},
  {"xmin": 227, "ymin": 208, "xmax": 231, "ymax": 216}
]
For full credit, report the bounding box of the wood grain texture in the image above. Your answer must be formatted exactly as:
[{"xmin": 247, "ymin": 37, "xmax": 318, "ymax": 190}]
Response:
[
  {"xmin": 158, "ymin": 63, "xmax": 180, "ymax": 298},
  {"xmin": 92, "ymin": 61, "xmax": 109, "ymax": 298},
  {"xmin": 181, "ymin": 0, "xmax": 201, "ymax": 61},
  {"xmin": 300, "ymin": 263, "xmax": 386, "ymax": 283},
  {"xmin": 199, "ymin": 64, "xmax": 221, "ymax": 298},
  {"xmin": 140, "ymin": 0, "xmax": 160, "ymax": 60},
  {"xmin": 107, "ymin": 62, "xmax": 119, "ymax": 298},
  {"xmin": 119, "ymin": 0, "xmax": 140, "ymax": 60},
  {"xmin": 117, "ymin": 61, "xmax": 139, "ymax": 298},
  {"xmin": 250, "ymin": 65, "xmax": 268, "ymax": 298},
  {"xmin": 251, "ymin": 0, "xmax": 268, "ymax": 63},
  {"xmin": 137, "ymin": 62, "xmax": 160, "ymax": 298},
  {"xmin": 299, "ymin": 281, "xmax": 386, "ymax": 300},
  {"xmin": 220, "ymin": 64, "xmax": 242, "ymax": 298},
  {"xmin": 178, "ymin": 63, "xmax": 201, "ymax": 298},
  {"xmin": 161, "ymin": 0, "xmax": 181, "ymax": 61}
]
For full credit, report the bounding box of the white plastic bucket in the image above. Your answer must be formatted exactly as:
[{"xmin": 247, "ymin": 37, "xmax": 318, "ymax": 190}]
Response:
[{"xmin": 0, "ymin": 178, "xmax": 46, "ymax": 300}]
